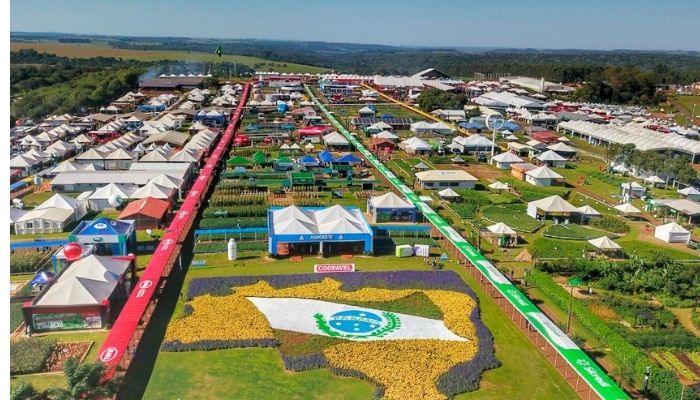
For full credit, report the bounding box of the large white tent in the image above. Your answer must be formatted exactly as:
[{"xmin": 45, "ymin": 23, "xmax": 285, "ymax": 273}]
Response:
[
  {"xmin": 527, "ymin": 195, "xmax": 580, "ymax": 219},
  {"xmin": 587, "ymin": 236, "xmax": 622, "ymax": 251},
  {"xmin": 654, "ymin": 222, "xmax": 690, "ymax": 243}
]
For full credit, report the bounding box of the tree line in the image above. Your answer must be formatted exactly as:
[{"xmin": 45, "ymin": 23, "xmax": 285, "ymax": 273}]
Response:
[{"xmin": 606, "ymin": 143, "xmax": 699, "ymax": 185}]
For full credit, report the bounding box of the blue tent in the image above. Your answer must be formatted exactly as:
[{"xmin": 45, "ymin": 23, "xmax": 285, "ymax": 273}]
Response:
[
  {"xmin": 336, "ymin": 154, "xmax": 362, "ymax": 165},
  {"xmin": 30, "ymin": 271, "xmax": 55, "ymax": 287},
  {"xmin": 459, "ymin": 121, "xmax": 485, "ymax": 130},
  {"xmin": 298, "ymin": 155, "xmax": 320, "ymax": 167},
  {"xmin": 381, "ymin": 114, "xmax": 395, "ymax": 120},
  {"xmin": 68, "ymin": 217, "xmax": 136, "ymax": 256},
  {"xmin": 277, "ymin": 103, "xmax": 289, "ymax": 113},
  {"xmin": 10, "ymin": 181, "xmax": 27, "ymax": 191},
  {"xmin": 138, "ymin": 104, "xmax": 166, "ymax": 113},
  {"xmin": 318, "ymin": 151, "xmax": 336, "ymax": 164},
  {"xmin": 502, "ymin": 121, "xmax": 520, "ymax": 131}
]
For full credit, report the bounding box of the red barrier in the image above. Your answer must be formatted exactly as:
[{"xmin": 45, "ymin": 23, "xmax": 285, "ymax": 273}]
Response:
[{"xmin": 96, "ymin": 82, "xmax": 251, "ymax": 379}]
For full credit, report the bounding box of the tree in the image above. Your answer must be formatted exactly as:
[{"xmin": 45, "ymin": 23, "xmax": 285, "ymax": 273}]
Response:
[
  {"xmin": 44, "ymin": 358, "xmax": 120, "ymax": 400},
  {"xmin": 11, "ymin": 382, "xmax": 42, "ymax": 400}
]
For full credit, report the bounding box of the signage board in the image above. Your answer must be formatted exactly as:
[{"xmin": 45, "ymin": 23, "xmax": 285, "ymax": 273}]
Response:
[{"xmin": 314, "ymin": 263, "xmax": 355, "ymax": 273}]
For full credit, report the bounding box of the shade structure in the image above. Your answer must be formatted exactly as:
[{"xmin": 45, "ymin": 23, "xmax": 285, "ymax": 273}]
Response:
[
  {"xmin": 413, "ymin": 162, "xmax": 430, "ymax": 170},
  {"xmin": 487, "ymin": 222, "xmax": 516, "ymax": 235},
  {"xmin": 488, "ymin": 181, "xmax": 509, "ymax": 190},
  {"xmin": 577, "ymin": 205, "xmax": 601, "ymax": 217},
  {"xmin": 268, "ymin": 205, "xmax": 374, "ymax": 256},
  {"xmin": 227, "ymin": 155, "xmax": 252, "ymax": 166},
  {"xmin": 587, "ymin": 236, "xmax": 621, "ymax": 250},
  {"xmin": 251, "ymin": 151, "xmax": 268, "ymax": 164},
  {"xmin": 336, "ymin": 153, "xmax": 362, "ymax": 165},
  {"xmin": 527, "ymin": 195, "xmax": 580, "ymax": 219},
  {"xmin": 298, "ymin": 155, "xmax": 320, "ymax": 167},
  {"xmin": 654, "ymin": 222, "xmax": 690, "ymax": 243},
  {"xmin": 614, "ymin": 203, "xmax": 641, "ymax": 214},
  {"xmin": 437, "ymin": 188, "xmax": 460, "ymax": 198},
  {"xmin": 317, "ymin": 150, "xmax": 336, "ymax": 164}
]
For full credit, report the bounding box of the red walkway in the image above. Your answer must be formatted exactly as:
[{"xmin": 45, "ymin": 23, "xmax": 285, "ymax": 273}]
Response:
[{"xmin": 96, "ymin": 82, "xmax": 251, "ymax": 379}]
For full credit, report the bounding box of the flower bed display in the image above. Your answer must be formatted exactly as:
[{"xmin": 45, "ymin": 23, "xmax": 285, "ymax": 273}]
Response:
[{"xmin": 164, "ymin": 271, "xmax": 498, "ymax": 399}]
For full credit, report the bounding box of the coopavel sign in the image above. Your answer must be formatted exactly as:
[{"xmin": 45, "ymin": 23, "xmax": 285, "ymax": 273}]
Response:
[{"xmin": 314, "ymin": 263, "xmax": 355, "ymax": 273}]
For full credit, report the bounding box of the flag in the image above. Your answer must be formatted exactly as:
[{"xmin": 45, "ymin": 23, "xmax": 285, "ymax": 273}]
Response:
[{"xmin": 215, "ymin": 45, "xmax": 222, "ymax": 58}]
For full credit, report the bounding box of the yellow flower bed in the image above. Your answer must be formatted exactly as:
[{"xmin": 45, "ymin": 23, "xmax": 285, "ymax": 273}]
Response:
[
  {"xmin": 166, "ymin": 278, "xmax": 482, "ymax": 398},
  {"xmin": 164, "ymin": 294, "xmax": 274, "ymax": 343},
  {"xmin": 423, "ymin": 290, "xmax": 477, "ymax": 339},
  {"xmin": 234, "ymin": 278, "xmax": 420, "ymax": 303},
  {"xmin": 324, "ymin": 339, "xmax": 478, "ymax": 400}
]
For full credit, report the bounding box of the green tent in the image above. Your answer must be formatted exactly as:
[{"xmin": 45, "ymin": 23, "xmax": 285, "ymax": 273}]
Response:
[
  {"xmin": 252, "ymin": 151, "xmax": 268, "ymax": 165},
  {"xmin": 275, "ymin": 156, "xmax": 294, "ymax": 165},
  {"xmin": 227, "ymin": 156, "xmax": 252, "ymax": 166}
]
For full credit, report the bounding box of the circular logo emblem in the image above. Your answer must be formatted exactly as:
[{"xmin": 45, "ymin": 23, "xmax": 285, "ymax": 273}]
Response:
[
  {"xmin": 99, "ymin": 347, "xmax": 118, "ymax": 363},
  {"xmin": 328, "ymin": 310, "xmax": 383, "ymax": 335},
  {"xmin": 138, "ymin": 280, "xmax": 153, "ymax": 290},
  {"xmin": 94, "ymin": 223, "xmax": 107, "ymax": 230},
  {"xmin": 92, "ymin": 237, "xmax": 104, "ymax": 242}
]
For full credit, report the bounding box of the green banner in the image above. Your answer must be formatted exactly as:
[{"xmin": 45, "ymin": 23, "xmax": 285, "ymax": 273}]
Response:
[{"xmin": 306, "ymin": 85, "xmax": 627, "ymax": 400}]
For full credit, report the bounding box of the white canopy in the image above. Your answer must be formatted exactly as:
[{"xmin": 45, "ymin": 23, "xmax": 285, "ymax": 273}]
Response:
[
  {"xmin": 130, "ymin": 182, "xmax": 173, "ymax": 200},
  {"xmin": 487, "ymin": 222, "xmax": 516, "ymax": 235},
  {"xmin": 578, "ymin": 205, "xmax": 601, "ymax": 216},
  {"xmin": 654, "ymin": 222, "xmax": 690, "ymax": 243},
  {"xmin": 527, "ymin": 195, "xmax": 580, "ymax": 218},
  {"xmin": 492, "ymin": 152, "xmax": 523, "ymax": 163},
  {"xmin": 437, "ymin": 188, "xmax": 461, "ymax": 198},
  {"xmin": 614, "ymin": 203, "xmax": 641, "ymax": 214},
  {"xmin": 488, "ymin": 181, "xmax": 509, "ymax": 190},
  {"xmin": 587, "ymin": 236, "xmax": 622, "ymax": 250},
  {"xmin": 323, "ymin": 131, "xmax": 350, "ymax": 146},
  {"xmin": 536, "ymin": 150, "xmax": 567, "ymax": 162},
  {"xmin": 369, "ymin": 192, "xmax": 414, "ymax": 209},
  {"xmin": 270, "ymin": 205, "xmax": 371, "ymax": 236}
]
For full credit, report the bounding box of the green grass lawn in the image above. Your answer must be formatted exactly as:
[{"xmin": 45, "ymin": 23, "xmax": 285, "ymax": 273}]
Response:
[
  {"xmin": 10, "ymin": 303, "xmax": 24, "ymax": 333},
  {"xmin": 543, "ymin": 224, "xmax": 608, "ymax": 240},
  {"xmin": 530, "ymin": 236, "xmax": 588, "ymax": 259},
  {"xmin": 11, "ymin": 232, "xmax": 69, "ymax": 241},
  {"xmin": 139, "ymin": 251, "xmax": 578, "ymax": 400},
  {"xmin": 481, "ymin": 204, "xmax": 542, "ymax": 233}
]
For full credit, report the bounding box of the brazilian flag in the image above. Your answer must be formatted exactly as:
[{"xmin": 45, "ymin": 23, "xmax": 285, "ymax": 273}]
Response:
[{"xmin": 215, "ymin": 45, "xmax": 222, "ymax": 58}]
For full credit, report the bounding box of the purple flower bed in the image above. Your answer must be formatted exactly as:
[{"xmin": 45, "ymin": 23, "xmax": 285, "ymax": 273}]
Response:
[
  {"xmin": 187, "ymin": 270, "xmax": 471, "ymax": 299},
  {"xmin": 180, "ymin": 270, "xmax": 497, "ymax": 398},
  {"xmin": 161, "ymin": 338, "xmax": 278, "ymax": 352}
]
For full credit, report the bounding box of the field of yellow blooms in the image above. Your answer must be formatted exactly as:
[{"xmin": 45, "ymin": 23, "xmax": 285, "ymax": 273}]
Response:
[{"xmin": 165, "ymin": 277, "xmax": 484, "ymax": 399}]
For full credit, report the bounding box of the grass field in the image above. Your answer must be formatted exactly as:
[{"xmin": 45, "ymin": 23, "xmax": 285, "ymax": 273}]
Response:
[
  {"xmin": 11, "ymin": 42, "xmax": 329, "ymax": 74},
  {"xmin": 481, "ymin": 204, "xmax": 543, "ymax": 232},
  {"xmin": 674, "ymin": 95, "xmax": 700, "ymax": 118},
  {"xmin": 543, "ymin": 224, "xmax": 608, "ymax": 240},
  {"xmin": 139, "ymin": 252, "xmax": 578, "ymax": 399},
  {"xmin": 10, "ymin": 303, "xmax": 23, "ymax": 333}
]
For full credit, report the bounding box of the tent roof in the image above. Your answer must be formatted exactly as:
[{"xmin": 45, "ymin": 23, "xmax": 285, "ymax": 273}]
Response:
[
  {"xmin": 106, "ymin": 148, "xmax": 134, "ymax": 160},
  {"xmin": 536, "ymin": 150, "xmax": 567, "ymax": 162},
  {"xmin": 488, "ymin": 181, "xmax": 509, "ymax": 190},
  {"xmin": 131, "ymin": 182, "xmax": 173, "ymax": 200},
  {"xmin": 89, "ymin": 183, "xmax": 137, "ymax": 200},
  {"xmin": 415, "ymin": 169, "xmax": 478, "ymax": 182},
  {"xmin": 323, "ymin": 131, "xmax": 350, "ymax": 145},
  {"xmin": 529, "ymin": 195, "xmax": 579, "ymax": 213},
  {"xmin": 368, "ymin": 192, "xmax": 414, "ymax": 209},
  {"xmin": 678, "ymin": 186, "xmax": 700, "ymax": 195},
  {"xmin": 438, "ymin": 188, "xmax": 461, "ymax": 198},
  {"xmin": 578, "ymin": 205, "xmax": 601, "ymax": 216},
  {"xmin": 413, "ymin": 162, "xmax": 430, "ymax": 170},
  {"xmin": 644, "ymin": 175, "xmax": 665, "ymax": 184},
  {"xmin": 655, "ymin": 221, "xmax": 689, "ymax": 234},
  {"xmin": 614, "ymin": 203, "xmax": 641, "ymax": 214},
  {"xmin": 35, "ymin": 255, "xmax": 131, "ymax": 306},
  {"xmin": 119, "ymin": 197, "xmax": 169, "ymax": 220},
  {"xmin": 487, "ymin": 222, "xmax": 516, "ymax": 235},
  {"xmin": 526, "ymin": 165, "xmax": 564, "ymax": 179},
  {"xmin": 270, "ymin": 205, "xmax": 371, "ymax": 236},
  {"xmin": 16, "ymin": 207, "xmax": 74, "ymax": 223},
  {"xmin": 492, "ymin": 152, "xmax": 523, "ymax": 163},
  {"xmin": 547, "ymin": 142, "xmax": 576, "ymax": 152},
  {"xmin": 74, "ymin": 217, "xmax": 134, "ymax": 236},
  {"xmin": 375, "ymin": 130, "xmax": 398, "ymax": 139},
  {"xmin": 587, "ymin": 236, "xmax": 622, "ymax": 250},
  {"xmin": 36, "ymin": 193, "xmax": 82, "ymax": 211},
  {"xmin": 401, "ymin": 137, "xmax": 432, "ymax": 150},
  {"xmin": 665, "ymin": 199, "xmax": 700, "ymax": 216}
]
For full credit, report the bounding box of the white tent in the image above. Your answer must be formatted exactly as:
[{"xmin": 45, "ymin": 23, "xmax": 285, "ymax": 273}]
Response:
[
  {"xmin": 536, "ymin": 150, "xmax": 567, "ymax": 167},
  {"xmin": 487, "ymin": 222, "xmax": 516, "ymax": 235},
  {"xmin": 88, "ymin": 183, "xmax": 137, "ymax": 211},
  {"xmin": 400, "ymin": 137, "xmax": 432, "ymax": 153},
  {"xmin": 488, "ymin": 181, "xmax": 509, "ymax": 190},
  {"xmin": 614, "ymin": 203, "xmax": 641, "ymax": 215},
  {"xmin": 578, "ymin": 205, "xmax": 602, "ymax": 217},
  {"xmin": 34, "ymin": 255, "xmax": 131, "ymax": 306},
  {"xmin": 527, "ymin": 195, "xmax": 580, "ymax": 219},
  {"xmin": 375, "ymin": 130, "xmax": 399, "ymax": 140},
  {"xmin": 525, "ymin": 166, "xmax": 564, "ymax": 187},
  {"xmin": 35, "ymin": 193, "xmax": 87, "ymax": 220},
  {"xmin": 130, "ymin": 182, "xmax": 173, "ymax": 200},
  {"xmin": 437, "ymin": 188, "xmax": 461, "ymax": 198},
  {"xmin": 323, "ymin": 132, "xmax": 350, "ymax": 147},
  {"xmin": 678, "ymin": 186, "xmax": 700, "ymax": 201},
  {"xmin": 654, "ymin": 222, "xmax": 690, "ymax": 243},
  {"xmin": 14, "ymin": 207, "xmax": 75, "ymax": 235},
  {"xmin": 587, "ymin": 236, "xmax": 622, "ymax": 250},
  {"xmin": 368, "ymin": 192, "xmax": 413, "ymax": 209},
  {"xmin": 491, "ymin": 152, "xmax": 523, "ymax": 169}
]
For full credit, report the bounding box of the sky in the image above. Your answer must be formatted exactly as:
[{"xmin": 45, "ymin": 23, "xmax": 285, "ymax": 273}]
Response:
[{"xmin": 9, "ymin": 0, "xmax": 700, "ymax": 51}]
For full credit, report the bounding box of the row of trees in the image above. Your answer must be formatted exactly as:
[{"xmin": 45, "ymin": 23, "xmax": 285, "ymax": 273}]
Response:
[
  {"xmin": 573, "ymin": 66, "xmax": 666, "ymax": 105},
  {"xmin": 606, "ymin": 143, "xmax": 699, "ymax": 185},
  {"xmin": 417, "ymin": 88, "xmax": 469, "ymax": 112},
  {"xmin": 11, "ymin": 67, "xmax": 144, "ymax": 120}
]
